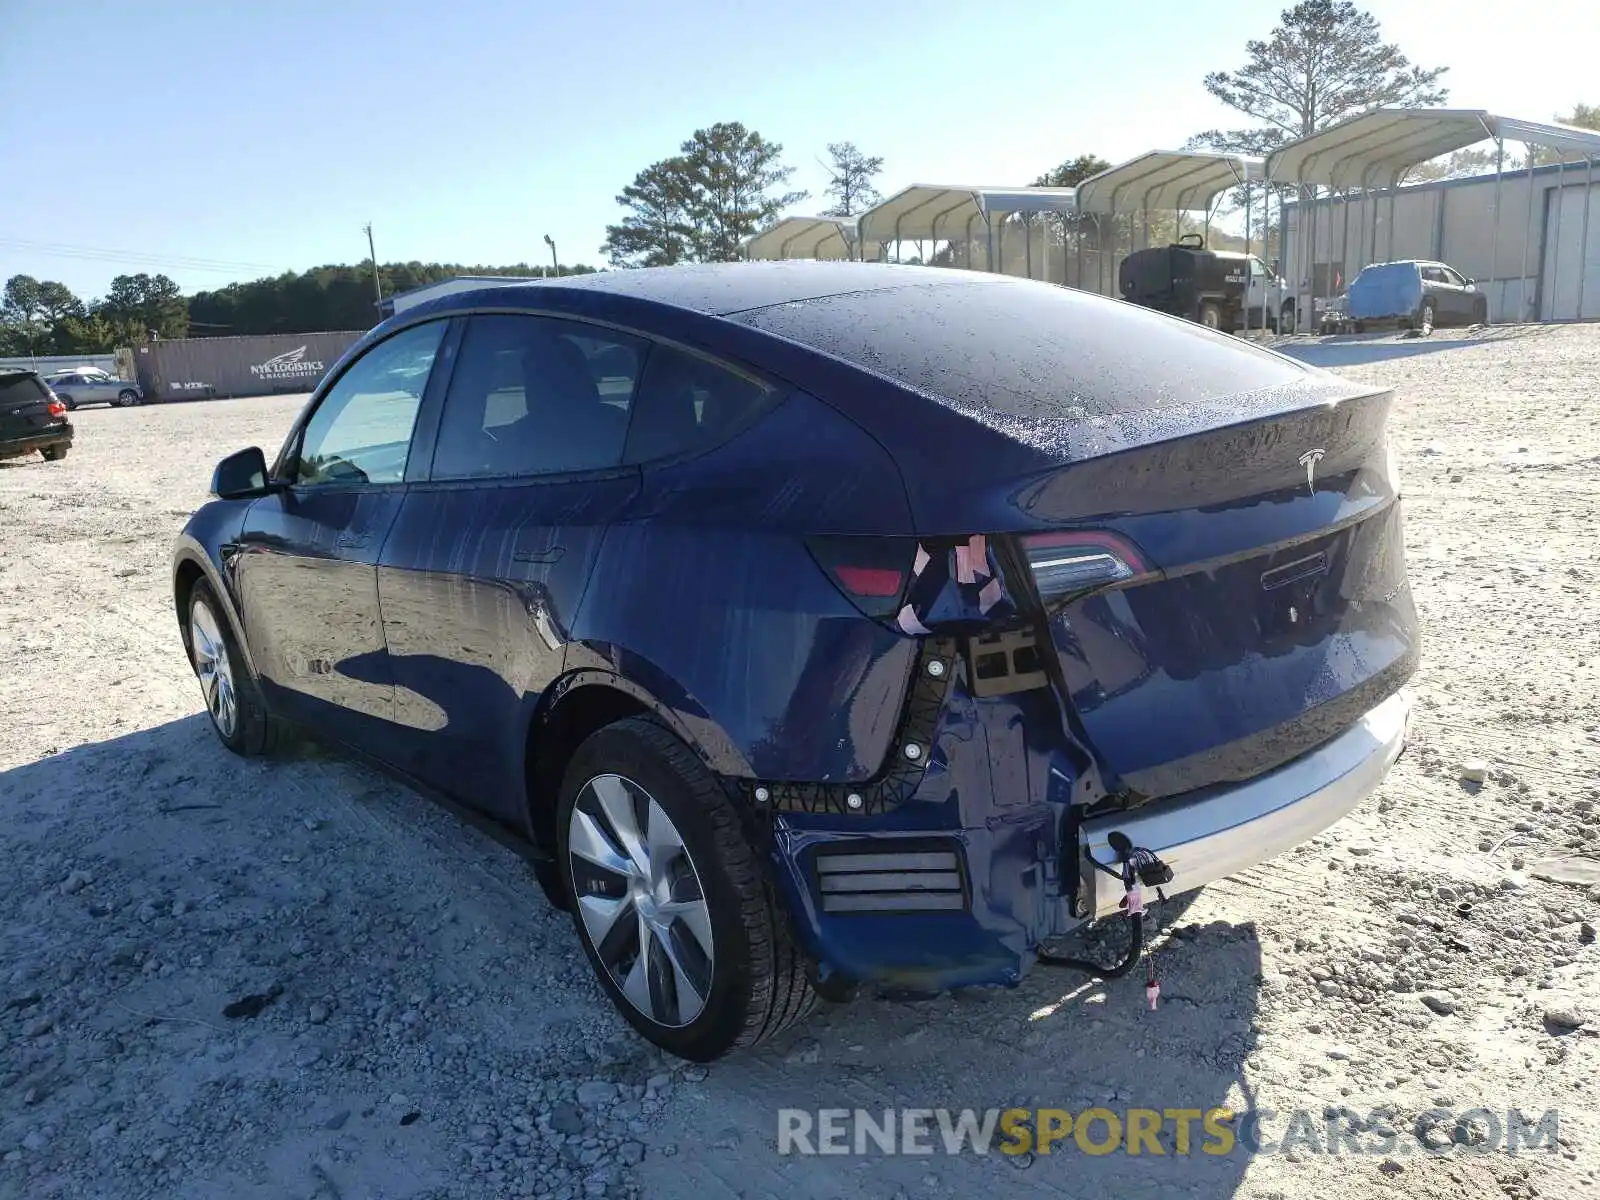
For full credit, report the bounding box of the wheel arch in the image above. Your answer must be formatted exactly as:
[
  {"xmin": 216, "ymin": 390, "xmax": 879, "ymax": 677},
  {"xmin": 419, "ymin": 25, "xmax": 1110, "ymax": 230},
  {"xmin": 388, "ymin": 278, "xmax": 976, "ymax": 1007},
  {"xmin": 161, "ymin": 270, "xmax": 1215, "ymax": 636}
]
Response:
[
  {"xmin": 521, "ymin": 665, "xmax": 754, "ymax": 860},
  {"xmin": 171, "ymin": 541, "xmax": 259, "ymax": 679}
]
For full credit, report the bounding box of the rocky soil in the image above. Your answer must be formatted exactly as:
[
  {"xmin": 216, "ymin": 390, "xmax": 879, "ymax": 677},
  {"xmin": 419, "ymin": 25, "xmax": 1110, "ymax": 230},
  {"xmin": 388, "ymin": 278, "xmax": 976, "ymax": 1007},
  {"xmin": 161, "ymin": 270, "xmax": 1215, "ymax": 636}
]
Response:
[{"xmin": 1, "ymin": 323, "xmax": 1597, "ymax": 1200}]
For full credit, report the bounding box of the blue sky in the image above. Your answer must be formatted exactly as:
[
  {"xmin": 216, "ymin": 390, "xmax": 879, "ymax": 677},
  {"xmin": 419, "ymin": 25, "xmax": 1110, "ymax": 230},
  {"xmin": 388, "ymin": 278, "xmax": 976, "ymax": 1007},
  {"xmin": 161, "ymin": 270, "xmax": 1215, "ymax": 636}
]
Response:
[{"xmin": 0, "ymin": 0, "xmax": 1584, "ymax": 299}]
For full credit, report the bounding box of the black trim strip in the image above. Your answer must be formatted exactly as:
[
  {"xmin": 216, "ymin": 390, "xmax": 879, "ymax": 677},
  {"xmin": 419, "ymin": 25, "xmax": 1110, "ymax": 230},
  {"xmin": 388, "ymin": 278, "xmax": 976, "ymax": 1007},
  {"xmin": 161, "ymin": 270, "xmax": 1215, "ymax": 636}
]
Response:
[{"xmin": 741, "ymin": 636, "xmax": 958, "ymax": 816}]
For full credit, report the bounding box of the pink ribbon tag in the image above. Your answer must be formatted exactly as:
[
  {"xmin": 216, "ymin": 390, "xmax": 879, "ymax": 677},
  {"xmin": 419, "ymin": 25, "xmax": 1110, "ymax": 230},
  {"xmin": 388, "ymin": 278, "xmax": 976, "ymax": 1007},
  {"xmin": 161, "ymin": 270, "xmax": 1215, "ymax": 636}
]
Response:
[{"xmin": 1146, "ymin": 981, "xmax": 1160, "ymax": 1011}]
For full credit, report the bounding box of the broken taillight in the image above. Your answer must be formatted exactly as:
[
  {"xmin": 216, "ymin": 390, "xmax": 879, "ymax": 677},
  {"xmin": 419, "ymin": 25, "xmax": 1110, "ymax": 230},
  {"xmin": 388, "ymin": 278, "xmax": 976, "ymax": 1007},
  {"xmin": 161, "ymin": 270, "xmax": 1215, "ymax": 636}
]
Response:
[
  {"xmin": 805, "ymin": 536, "xmax": 916, "ymax": 618},
  {"xmin": 1022, "ymin": 530, "xmax": 1150, "ymax": 600}
]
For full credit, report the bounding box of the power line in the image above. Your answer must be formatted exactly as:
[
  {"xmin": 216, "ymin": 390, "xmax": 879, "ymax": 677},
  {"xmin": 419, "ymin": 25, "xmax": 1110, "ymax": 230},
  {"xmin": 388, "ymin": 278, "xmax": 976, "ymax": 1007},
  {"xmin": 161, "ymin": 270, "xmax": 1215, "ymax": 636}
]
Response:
[{"xmin": 0, "ymin": 237, "xmax": 287, "ymax": 275}]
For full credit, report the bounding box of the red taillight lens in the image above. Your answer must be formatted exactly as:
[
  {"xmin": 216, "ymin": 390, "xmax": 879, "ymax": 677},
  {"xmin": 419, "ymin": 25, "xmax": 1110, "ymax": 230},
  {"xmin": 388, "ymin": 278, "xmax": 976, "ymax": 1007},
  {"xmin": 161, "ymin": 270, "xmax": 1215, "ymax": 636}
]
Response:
[
  {"xmin": 1022, "ymin": 530, "xmax": 1150, "ymax": 599},
  {"xmin": 806, "ymin": 536, "xmax": 916, "ymax": 618},
  {"xmin": 46, "ymin": 400, "xmax": 66, "ymax": 418}
]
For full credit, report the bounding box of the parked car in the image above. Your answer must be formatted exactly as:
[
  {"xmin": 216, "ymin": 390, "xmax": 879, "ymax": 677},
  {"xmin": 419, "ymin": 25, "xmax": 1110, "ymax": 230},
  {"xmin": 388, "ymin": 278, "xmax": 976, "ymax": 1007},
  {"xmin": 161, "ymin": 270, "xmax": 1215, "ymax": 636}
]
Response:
[
  {"xmin": 46, "ymin": 368, "xmax": 143, "ymax": 409},
  {"xmin": 1, "ymin": 368, "xmax": 73, "ymax": 462},
  {"xmin": 1345, "ymin": 260, "xmax": 1489, "ymax": 333},
  {"xmin": 1119, "ymin": 236, "xmax": 1296, "ymax": 333},
  {"xmin": 171, "ymin": 263, "xmax": 1417, "ymax": 1060}
]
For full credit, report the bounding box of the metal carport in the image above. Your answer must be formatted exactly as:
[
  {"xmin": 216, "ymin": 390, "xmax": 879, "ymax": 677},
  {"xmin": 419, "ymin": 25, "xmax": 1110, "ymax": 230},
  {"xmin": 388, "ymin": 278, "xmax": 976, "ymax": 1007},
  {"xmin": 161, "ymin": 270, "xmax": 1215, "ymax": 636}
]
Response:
[
  {"xmin": 742, "ymin": 216, "xmax": 858, "ymax": 261},
  {"xmin": 1266, "ymin": 108, "xmax": 1600, "ymax": 322},
  {"xmin": 856, "ymin": 185, "xmax": 1078, "ymax": 281},
  {"xmin": 1074, "ymin": 151, "xmax": 1267, "ymax": 323}
]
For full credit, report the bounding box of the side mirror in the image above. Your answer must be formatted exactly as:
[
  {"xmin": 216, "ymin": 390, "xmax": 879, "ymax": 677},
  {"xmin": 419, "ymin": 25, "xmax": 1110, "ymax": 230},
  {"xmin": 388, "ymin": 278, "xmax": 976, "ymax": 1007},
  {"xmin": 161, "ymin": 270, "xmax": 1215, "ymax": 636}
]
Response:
[
  {"xmin": 1465, "ymin": 279, "xmax": 1476, "ymax": 289},
  {"xmin": 211, "ymin": 446, "xmax": 274, "ymax": 498}
]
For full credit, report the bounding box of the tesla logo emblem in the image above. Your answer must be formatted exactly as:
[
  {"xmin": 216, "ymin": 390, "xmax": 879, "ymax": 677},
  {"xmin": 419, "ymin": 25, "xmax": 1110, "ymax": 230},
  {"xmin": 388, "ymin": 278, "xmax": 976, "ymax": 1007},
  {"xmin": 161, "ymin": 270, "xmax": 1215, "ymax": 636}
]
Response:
[{"xmin": 1298, "ymin": 448, "xmax": 1326, "ymax": 493}]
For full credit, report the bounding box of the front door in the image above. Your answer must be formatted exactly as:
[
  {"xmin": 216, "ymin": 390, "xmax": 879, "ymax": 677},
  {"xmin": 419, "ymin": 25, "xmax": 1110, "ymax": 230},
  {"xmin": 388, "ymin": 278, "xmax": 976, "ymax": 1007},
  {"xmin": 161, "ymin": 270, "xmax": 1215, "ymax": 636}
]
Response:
[
  {"xmin": 377, "ymin": 313, "xmax": 647, "ymax": 821},
  {"xmin": 233, "ymin": 319, "xmax": 449, "ymax": 748}
]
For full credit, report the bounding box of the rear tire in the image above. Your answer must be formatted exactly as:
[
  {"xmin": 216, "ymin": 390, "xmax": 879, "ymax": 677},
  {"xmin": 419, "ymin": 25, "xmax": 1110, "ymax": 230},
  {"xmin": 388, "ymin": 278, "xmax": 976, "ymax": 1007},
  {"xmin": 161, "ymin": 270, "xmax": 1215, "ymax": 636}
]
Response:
[
  {"xmin": 40, "ymin": 445, "xmax": 69, "ymax": 462},
  {"xmin": 186, "ymin": 579, "xmax": 288, "ymax": 756},
  {"xmin": 116, "ymin": 389, "xmax": 140, "ymax": 407},
  {"xmin": 1199, "ymin": 302, "xmax": 1223, "ymax": 330},
  {"xmin": 1418, "ymin": 299, "xmax": 1436, "ymax": 336},
  {"xmin": 557, "ymin": 717, "xmax": 816, "ymax": 1061}
]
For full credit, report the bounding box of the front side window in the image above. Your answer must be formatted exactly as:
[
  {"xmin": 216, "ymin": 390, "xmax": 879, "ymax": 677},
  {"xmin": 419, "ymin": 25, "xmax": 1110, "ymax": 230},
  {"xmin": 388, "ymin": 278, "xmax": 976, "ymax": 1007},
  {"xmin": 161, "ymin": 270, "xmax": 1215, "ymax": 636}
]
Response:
[
  {"xmin": 1421, "ymin": 266, "xmax": 1447, "ymax": 284},
  {"xmin": 430, "ymin": 314, "xmax": 643, "ymax": 480},
  {"xmin": 292, "ymin": 320, "xmax": 445, "ymax": 486},
  {"xmin": 1441, "ymin": 267, "xmax": 1466, "ymax": 286},
  {"xmin": 623, "ymin": 342, "xmax": 775, "ymax": 464}
]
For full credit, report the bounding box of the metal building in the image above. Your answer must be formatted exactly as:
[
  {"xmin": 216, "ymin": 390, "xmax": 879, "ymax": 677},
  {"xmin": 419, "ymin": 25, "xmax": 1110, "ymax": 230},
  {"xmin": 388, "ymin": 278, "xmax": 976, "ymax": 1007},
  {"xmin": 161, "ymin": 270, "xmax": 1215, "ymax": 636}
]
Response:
[{"xmin": 1269, "ymin": 109, "xmax": 1600, "ymax": 322}]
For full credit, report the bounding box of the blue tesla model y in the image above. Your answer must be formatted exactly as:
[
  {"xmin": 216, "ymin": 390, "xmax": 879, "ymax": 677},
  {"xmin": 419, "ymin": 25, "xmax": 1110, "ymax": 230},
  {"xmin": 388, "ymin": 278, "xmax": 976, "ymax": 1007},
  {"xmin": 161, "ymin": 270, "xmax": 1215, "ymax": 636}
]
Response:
[{"xmin": 172, "ymin": 262, "xmax": 1416, "ymax": 1060}]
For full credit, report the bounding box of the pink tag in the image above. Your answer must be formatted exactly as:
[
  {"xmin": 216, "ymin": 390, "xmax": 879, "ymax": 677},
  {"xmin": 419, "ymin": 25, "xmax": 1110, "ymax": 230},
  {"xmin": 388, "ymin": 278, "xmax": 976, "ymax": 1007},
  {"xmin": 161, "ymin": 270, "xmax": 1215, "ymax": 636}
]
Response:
[
  {"xmin": 954, "ymin": 544, "xmax": 975, "ymax": 583},
  {"xmin": 977, "ymin": 576, "xmax": 1004, "ymax": 615},
  {"xmin": 967, "ymin": 534, "xmax": 989, "ymax": 578},
  {"xmin": 1125, "ymin": 885, "xmax": 1143, "ymax": 915},
  {"xmin": 1146, "ymin": 981, "xmax": 1160, "ymax": 1010}
]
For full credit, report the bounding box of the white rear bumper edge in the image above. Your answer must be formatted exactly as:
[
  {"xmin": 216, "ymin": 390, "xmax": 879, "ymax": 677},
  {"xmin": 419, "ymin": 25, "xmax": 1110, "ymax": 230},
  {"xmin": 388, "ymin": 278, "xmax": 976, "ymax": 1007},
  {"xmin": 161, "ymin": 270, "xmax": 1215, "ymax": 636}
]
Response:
[{"xmin": 1078, "ymin": 689, "xmax": 1413, "ymax": 920}]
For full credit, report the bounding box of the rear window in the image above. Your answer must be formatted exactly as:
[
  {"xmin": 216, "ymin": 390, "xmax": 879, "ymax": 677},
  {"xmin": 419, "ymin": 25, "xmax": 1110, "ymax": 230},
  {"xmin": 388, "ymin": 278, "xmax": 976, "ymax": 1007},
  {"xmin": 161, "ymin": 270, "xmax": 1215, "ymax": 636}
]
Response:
[
  {"xmin": 731, "ymin": 277, "xmax": 1307, "ymax": 422},
  {"xmin": 0, "ymin": 373, "xmax": 50, "ymax": 406}
]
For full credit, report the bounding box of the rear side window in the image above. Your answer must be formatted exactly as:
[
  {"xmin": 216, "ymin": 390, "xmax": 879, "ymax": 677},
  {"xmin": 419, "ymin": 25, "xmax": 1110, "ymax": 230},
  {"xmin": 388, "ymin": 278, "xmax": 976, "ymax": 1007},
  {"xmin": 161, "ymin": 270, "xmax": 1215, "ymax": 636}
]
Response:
[
  {"xmin": 430, "ymin": 315, "xmax": 644, "ymax": 480},
  {"xmin": 623, "ymin": 343, "xmax": 775, "ymax": 464}
]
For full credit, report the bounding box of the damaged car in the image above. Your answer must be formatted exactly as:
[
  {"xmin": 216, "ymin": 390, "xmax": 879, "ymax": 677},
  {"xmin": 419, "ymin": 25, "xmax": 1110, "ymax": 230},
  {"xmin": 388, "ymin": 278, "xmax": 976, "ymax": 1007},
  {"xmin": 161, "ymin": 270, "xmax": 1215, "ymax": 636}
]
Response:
[{"xmin": 171, "ymin": 262, "xmax": 1417, "ymax": 1060}]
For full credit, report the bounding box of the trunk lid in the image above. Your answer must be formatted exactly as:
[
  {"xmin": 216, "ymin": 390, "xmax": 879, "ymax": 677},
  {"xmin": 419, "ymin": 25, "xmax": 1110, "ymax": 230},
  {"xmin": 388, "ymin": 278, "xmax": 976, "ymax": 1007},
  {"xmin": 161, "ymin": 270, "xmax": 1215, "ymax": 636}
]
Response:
[{"xmin": 1018, "ymin": 388, "xmax": 1417, "ymax": 799}]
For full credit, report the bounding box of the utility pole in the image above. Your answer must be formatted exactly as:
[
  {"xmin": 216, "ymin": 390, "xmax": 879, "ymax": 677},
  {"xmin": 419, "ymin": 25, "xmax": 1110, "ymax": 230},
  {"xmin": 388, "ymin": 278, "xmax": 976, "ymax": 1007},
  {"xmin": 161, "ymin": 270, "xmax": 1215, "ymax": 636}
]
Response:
[
  {"xmin": 543, "ymin": 233, "xmax": 558, "ymax": 277},
  {"xmin": 364, "ymin": 223, "xmax": 384, "ymax": 315}
]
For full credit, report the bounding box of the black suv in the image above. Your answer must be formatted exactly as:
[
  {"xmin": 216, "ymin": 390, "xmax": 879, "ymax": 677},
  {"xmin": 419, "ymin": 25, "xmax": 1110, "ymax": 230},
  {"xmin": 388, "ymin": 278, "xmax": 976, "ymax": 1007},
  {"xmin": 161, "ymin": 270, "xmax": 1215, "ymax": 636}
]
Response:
[{"xmin": 0, "ymin": 369, "xmax": 74, "ymax": 463}]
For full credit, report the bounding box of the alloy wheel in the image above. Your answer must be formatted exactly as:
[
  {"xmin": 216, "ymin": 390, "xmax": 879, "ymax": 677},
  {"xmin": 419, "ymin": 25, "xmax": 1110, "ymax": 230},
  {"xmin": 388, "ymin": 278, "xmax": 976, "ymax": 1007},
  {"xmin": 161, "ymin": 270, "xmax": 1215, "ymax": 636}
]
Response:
[
  {"xmin": 566, "ymin": 773, "xmax": 715, "ymax": 1028},
  {"xmin": 190, "ymin": 599, "xmax": 238, "ymax": 739}
]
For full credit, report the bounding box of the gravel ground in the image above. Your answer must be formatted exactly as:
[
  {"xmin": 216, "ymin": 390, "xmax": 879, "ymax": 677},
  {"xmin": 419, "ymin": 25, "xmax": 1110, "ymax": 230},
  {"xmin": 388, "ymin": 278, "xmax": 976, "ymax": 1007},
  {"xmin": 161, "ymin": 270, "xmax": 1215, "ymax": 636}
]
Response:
[{"xmin": 2, "ymin": 324, "xmax": 1597, "ymax": 1200}]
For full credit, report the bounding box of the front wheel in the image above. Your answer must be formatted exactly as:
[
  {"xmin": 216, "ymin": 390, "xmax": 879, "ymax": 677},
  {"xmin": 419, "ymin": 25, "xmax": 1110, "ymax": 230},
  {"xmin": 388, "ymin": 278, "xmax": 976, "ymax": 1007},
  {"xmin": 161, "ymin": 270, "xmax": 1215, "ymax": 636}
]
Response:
[
  {"xmin": 558, "ymin": 717, "xmax": 815, "ymax": 1061},
  {"xmin": 186, "ymin": 579, "xmax": 287, "ymax": 756},
  {"xmin": 1278, "ymin": 301, "xmax": 1297, "ymax": 335},
  {"xmin": 1199, "ymin": 301, "xmax": 1223, "ymax": 330},
  {"xmin": 116, "ymin": 389, "xmax": 140, "ymax": 407}
]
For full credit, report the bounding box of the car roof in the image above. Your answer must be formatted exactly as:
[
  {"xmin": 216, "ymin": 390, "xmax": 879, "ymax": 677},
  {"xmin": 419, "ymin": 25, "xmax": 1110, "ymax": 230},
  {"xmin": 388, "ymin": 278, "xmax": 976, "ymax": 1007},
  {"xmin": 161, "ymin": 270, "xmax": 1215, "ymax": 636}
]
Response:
[{"xmin": 418, "ymin": 261, "xmax": 1015, "ymax": 320}]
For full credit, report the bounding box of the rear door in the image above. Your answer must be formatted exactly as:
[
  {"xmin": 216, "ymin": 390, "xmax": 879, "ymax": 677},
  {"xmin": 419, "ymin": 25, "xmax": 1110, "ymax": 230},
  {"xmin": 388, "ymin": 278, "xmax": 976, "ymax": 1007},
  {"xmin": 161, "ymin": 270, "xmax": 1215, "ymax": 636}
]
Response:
[
  {"xmin": 233, "ymin": 319, "xmax": 449, "ymax": 749},
  {"xmin": 376, "ymin": 313, "xmax": 646, "ymax": 820},
  {"xmin": 0, "ymin": 372, "xmax": 58, "ymax": 442}
]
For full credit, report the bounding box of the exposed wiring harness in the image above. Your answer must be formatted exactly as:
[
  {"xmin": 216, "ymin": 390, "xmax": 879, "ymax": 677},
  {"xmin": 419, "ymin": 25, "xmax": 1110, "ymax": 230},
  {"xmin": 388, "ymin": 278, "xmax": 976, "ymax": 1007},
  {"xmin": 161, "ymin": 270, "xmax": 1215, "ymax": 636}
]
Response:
[{"xmin": 1037, "ymin": 832, "xmax": 1172, "ymax": 1007}]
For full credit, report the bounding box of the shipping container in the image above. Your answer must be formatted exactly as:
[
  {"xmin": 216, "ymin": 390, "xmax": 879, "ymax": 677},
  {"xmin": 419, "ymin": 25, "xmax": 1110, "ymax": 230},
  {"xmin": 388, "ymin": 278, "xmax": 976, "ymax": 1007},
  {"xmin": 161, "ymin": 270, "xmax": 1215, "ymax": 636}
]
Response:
[{"xmin": 133, "ymin": 331, "xmax": 365, "ymax": 401}]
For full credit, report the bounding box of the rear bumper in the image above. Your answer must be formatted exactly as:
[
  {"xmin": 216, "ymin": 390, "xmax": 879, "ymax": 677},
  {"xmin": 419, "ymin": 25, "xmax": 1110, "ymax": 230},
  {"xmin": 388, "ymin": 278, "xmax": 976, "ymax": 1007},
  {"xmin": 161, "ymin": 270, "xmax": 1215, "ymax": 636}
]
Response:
[
  {"xmin": 1077, "ymin": 688, "xmax": 1412, "ymax": 918},
  {"xmin": 772, "ymin": 688, "xmax": 1412, "ymax": 990},
  {"xmin": 0, "ymin": 427, "xmax": 73, "ymax": 459}
]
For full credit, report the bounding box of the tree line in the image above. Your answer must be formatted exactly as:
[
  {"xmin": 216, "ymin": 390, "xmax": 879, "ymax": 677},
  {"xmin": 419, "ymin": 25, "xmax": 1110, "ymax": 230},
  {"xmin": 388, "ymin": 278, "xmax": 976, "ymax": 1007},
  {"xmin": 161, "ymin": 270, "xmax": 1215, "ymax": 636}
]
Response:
[
  {"xmin": 0, "ymin": 260, "xmax": 597, "ymax": 358},
  {"xmin": 5, "ymin": 1, "xmax": 1595, "ymax": 358}
]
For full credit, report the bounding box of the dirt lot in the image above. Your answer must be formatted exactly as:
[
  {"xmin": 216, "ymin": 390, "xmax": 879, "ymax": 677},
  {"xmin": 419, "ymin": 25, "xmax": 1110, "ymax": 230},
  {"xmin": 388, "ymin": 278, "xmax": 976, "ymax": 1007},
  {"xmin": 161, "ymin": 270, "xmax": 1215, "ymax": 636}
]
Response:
[{"xmin": 2, "ymin": 325, "xmax": 1598, "ymax": 1200}]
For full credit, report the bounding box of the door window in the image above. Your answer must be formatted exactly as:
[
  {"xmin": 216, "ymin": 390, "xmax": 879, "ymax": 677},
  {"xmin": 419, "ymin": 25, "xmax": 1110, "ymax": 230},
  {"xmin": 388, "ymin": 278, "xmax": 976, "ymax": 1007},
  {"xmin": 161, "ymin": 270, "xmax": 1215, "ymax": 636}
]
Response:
[
  {"xmin": 1440, "ymin": 266, "xmax": 1467, "ymax": 286},
  {"xmin": 1421, "ymin": 266, "xmax": 1448, "ymax": 284},
  {"xmin": 293, "ymin": 321, "xmax": 445, "ymax": 487},
  {"xmin": 430, "ymin": 315, "xmax": 643, "ymax": 480},
  {"xmin": 622, "ymin": 342, "xmax": 776, "ymax": 464}
]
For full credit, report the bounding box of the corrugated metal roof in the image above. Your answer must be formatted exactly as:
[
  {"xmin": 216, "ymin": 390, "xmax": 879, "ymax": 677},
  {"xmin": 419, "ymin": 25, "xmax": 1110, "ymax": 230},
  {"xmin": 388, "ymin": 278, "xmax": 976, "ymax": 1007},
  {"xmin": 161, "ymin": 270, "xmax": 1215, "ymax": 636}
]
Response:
[
  {"xmin": 1075, "ymin": 151, "xmax": 1263, "ymax": 214},
  {"xmin": 1266, "ymin": 108, "xmax": 1600, "ymax": 190},
  {"xmin": 742, "ymin": 216, "xmax": 857, "ymax": 261}
]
